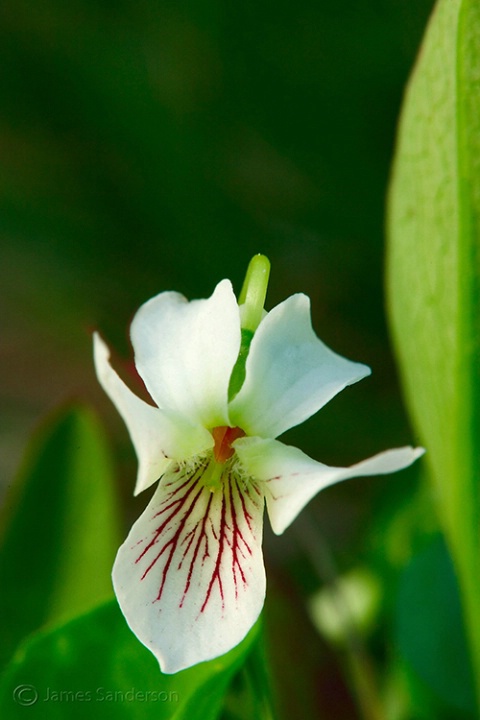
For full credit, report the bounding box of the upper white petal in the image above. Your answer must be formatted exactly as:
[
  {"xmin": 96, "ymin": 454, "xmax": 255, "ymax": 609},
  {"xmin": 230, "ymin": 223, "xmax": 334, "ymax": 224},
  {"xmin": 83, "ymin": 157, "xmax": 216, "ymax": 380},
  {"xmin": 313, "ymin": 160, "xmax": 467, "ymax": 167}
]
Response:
[
  {"xmin": 234, "ymin": 436, "xmax": 424, "ymax": 535},
  {"xmin": 112, "ymin": 461, "xmax": 266, "ymax": 673},
  {"xmin": 130, "ymin": 279, "xmax": 241, "ymax": 429},
  {"xmin": 229, "ymin": 293, "xmax": 371, "ymax": 438},
  {"xmin": 94, "ymin": 333, "xmax": 213, "ymax": 495}
]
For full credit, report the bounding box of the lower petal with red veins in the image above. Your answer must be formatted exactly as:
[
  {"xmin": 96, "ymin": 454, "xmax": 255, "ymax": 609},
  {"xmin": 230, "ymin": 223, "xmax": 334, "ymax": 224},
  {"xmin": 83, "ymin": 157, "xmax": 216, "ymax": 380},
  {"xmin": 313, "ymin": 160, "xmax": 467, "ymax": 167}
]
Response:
[{"xmin": 112, "ymin": 459, "xmax": 266, "ymax": 673}]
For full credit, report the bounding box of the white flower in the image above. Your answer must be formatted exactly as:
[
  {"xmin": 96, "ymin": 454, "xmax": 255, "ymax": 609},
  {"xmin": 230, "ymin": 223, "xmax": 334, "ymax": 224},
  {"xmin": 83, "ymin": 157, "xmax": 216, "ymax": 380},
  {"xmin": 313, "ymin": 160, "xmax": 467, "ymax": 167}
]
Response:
[{"xmin": 94, "ymin": 271, "xmax": 423, "ymax": 674}]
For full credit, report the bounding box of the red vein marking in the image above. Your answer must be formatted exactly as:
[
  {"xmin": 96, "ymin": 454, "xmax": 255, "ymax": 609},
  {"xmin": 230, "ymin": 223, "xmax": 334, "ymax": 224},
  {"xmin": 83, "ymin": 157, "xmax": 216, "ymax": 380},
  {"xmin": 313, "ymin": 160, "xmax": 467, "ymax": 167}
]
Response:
[
  {"xmin": 152, "ymin": 466, "xmax": 204, "ymax": 518},
  {"xmin": 198, "ymin": 472, "xmax": 261, "ymax": 612},
  {"xmin": 135, "ymin": 475, "xmax": 199, "ymax": 564},
  {"xmin": 132, "ymin": 461, "xmax": 264, "ymax": 618},
  {"xmin": 200, "ymin": 490, "xmax": 227, "ymax": 613},
  {"xmin": 228, "ymin": 481, "xmax": 248, "ymax": 598},
  {"xmin": 234, "ymin": 476, "xmax": 257, "ymax": 534},
  {"xmin": 150, "ymin": 484, "xmax": 206, "ymax": 601},
  {"xmin": 179, "ymin": 493, "xmax": 214, "ymax": 607}
]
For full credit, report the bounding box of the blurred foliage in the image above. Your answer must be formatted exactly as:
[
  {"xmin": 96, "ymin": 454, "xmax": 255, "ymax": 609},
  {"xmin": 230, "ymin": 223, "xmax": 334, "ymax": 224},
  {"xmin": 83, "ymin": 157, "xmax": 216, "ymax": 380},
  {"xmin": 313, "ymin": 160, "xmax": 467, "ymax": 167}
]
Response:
[{"xmin": 395, "ymin": 537, "xmax": 476, "ymax": 717}]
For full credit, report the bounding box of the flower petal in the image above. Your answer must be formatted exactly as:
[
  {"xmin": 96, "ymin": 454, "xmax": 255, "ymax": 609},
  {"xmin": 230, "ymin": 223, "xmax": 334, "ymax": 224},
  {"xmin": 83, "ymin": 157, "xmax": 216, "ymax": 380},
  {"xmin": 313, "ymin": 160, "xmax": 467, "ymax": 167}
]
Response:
[
  {"xmin": 229, "ymin": 293, "xmax": 371, "ymax": 438},
  {"xmin": 112, "ymin": 459, "xmax": 266, "ymax": 673},
  {"xmin": 234, "ymin": 436, "xmax": 424, "ymax": 535},
  {"xmin": 130, "ymin": 279, "xmax": 241, "ymax": 429},
  {"xmin": 94, "ymin": 333, "xmax": 213, "ymax": 495}
]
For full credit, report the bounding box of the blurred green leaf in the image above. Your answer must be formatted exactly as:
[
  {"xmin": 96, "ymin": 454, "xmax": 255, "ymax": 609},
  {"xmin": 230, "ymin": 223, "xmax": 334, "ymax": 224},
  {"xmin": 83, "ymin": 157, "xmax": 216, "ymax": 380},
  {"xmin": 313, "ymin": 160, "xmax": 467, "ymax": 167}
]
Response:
[
  {"xmin": 396, "ymin": 537, "xmax": 476, "ymax": 717},
  {"xmin": 0, "ymin": 404, "xmax": 121, "ymax": 669},
  {"xmin": 387, "ymin": 0, "xmax": 480, "ymax": 705},
  {"xmin": 0, "ymin": 599, "xmax": 259, "ymax": 720}
]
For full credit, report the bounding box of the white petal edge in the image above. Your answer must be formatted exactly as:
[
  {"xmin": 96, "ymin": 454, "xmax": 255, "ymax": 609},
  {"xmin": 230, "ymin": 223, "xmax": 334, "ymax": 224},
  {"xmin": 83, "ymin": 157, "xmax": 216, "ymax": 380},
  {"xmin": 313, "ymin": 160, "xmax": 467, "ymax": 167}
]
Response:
[
  {"xmin": 94, "ymin": 333, "xmax": 213, "ymax": 495},
  {"xmin": 229, "ymin": 293, "xmax": 371, "ymax": 438},
  {"xmin": 112, "ymin": 461, "xmax": 266, "ymax": 673},
  {"xmin": 130, "ymin": 279, "xmax": 241, "ymax": 429},
  {"xmin": 234, "ymin": 436, "xmax": 425, "ymax": 535}
]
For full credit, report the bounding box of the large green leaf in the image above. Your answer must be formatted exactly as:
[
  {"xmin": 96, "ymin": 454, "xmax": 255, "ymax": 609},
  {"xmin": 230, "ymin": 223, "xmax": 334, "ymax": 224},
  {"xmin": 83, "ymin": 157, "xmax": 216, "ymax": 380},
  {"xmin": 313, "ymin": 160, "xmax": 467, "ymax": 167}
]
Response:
[
  {"xmin": 387, "ymin": 0, "xmax": 480, "ymax": 705},
  {"xmin": 0, "ymin": 404, "xmax": 121, "ymax": 669},
  {"xmin": 0, "ymin": 599, "xmax": 259, "ymax": 720}
]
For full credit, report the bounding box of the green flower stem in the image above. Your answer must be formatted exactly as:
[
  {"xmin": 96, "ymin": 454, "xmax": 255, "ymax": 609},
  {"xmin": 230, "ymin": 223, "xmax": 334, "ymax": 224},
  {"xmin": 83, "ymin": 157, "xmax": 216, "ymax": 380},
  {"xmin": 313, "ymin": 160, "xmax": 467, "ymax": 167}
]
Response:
[
  {"xmin": 228, "ymin": 255, "xmax": 271, "ymax": 401},
  {"xmin": 294, "ymin": 512, "xmax": 384, "ymax": 720},
  {"xmin": 228, "ymin": 329, "xmax": 254, "ymax": 401}
]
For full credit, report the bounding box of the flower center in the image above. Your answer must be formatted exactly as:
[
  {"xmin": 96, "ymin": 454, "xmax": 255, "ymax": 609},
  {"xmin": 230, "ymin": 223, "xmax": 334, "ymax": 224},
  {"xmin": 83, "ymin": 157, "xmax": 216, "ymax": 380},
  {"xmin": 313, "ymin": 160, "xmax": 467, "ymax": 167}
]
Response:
[{"xmin": 211, "ymin": 426, "xmax": 246, "ymax": 463}]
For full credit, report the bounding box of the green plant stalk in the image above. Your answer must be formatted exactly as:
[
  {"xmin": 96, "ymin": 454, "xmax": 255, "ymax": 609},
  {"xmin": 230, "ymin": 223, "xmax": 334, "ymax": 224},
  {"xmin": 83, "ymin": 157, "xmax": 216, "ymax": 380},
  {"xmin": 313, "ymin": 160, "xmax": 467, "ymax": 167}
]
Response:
[
  {"xmin": 294, "ymin": 514, "xmax": 384, "ymax": 720},
  {"xmin": 229, "ymin": 254, "xmax": 271, "ymax": 401}
]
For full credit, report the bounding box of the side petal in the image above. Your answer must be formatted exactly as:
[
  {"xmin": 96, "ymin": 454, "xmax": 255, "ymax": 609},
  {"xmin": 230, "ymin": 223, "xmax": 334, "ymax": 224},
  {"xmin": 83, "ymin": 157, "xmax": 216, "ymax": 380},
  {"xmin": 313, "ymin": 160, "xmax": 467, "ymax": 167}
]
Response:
[
  {"xmin": 94, "ymin": 333, "xmax": 213, "ymax": 495},
  {"xmin": 234, "ymin": 436, "xmax": 424, "ymax": 535},
  {"xmin": 130, "ymin": 279, "xmax": 241, "ymax": 429},
  {"xmin": 229, "ymin": 293, "xmax": 371, "ymax": 438},
  {"xmin": 112, "ymin": 460, "xmax": 266, "ymax": 673}
]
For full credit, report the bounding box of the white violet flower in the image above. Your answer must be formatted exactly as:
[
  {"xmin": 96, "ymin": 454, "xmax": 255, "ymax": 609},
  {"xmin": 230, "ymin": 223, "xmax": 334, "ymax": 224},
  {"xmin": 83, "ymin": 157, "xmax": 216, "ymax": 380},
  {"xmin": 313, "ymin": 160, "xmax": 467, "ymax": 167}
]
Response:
[{"xmin": 94, "ymin": 256, "xmax": 423, "ymax": 674}]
